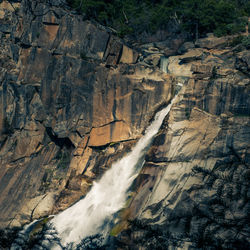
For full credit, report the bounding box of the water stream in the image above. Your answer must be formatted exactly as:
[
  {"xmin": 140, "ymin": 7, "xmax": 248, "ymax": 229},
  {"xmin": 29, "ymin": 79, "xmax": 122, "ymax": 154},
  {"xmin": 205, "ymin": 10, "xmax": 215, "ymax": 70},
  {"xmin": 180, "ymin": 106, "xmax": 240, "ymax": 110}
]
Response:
[
  {"xmin": 51, "ymin": 94, "xmax": 178, "ymax": 248},
  {"xmin": 11, "ymin": 92, "xmax": 180, "ymax": 249}
]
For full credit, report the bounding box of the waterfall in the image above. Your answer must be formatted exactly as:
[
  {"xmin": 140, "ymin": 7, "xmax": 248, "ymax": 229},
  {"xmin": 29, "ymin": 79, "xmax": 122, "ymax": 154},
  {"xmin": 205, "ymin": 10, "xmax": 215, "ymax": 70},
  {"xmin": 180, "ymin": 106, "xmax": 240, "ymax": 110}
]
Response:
[
  {"xmin": 160, "ymin": 56, "xmax": 169, "ymax": 73},
  {"xmin": 50, "ymin": 94, "xmax": 179, "ymax": 248},
  {"xmin": 11, "ymin": 91, "xmax": 180, "ymax": 250}
]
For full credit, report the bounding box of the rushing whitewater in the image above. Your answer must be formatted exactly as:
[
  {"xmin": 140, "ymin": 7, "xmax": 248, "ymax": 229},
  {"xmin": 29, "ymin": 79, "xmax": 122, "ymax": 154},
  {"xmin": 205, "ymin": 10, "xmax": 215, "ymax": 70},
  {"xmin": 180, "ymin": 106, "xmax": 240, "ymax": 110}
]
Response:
[{"xmin": 50, "ymin": 95, "xmax": 179, "ymax": 248}]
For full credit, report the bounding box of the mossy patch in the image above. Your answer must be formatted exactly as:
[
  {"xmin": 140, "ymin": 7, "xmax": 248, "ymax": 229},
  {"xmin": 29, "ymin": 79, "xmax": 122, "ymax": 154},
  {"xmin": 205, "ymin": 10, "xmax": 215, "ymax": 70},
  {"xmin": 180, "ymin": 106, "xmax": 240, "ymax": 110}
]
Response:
[{"xmin": 110, "ymin": 221, "xmax": 128, "ymax": 236}]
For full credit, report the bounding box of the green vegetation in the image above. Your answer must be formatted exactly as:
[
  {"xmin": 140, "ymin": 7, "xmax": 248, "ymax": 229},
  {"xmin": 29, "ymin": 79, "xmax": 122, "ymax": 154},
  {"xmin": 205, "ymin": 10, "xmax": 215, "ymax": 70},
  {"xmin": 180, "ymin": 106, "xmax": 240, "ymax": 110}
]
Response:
[
  {"xmin": 67, "ymin": 0, "xmax": 249, "ymax": 38},
  {"xmin": 230, "ymin": 34, "xmax": 250, "ymax": 47},
  {"xmin": 242, "ymin": 35, "xmax": 250, "ymax": 47}
]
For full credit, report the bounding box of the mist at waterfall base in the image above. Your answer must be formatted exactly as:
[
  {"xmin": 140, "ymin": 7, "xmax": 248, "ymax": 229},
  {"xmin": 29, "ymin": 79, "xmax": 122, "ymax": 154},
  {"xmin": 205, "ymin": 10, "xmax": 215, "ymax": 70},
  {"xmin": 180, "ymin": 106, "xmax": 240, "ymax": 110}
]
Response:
[{"xmin": 11, "ymin": 93, "xmax": 179, "ymax": 249}]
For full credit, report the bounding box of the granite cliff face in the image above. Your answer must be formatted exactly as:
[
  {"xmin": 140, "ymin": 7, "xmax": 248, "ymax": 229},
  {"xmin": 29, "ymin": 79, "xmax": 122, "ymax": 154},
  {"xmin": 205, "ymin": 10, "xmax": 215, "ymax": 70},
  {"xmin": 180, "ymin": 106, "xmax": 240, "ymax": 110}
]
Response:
[
  {"xmin": 0, "ymin": 0, "xmax": 174, "ymax": 228},
  {"xmin": 118, "ymin": 37, "xmax": 250, "ymax": 249},
  {"xmin": 0, "ymin": 0, "xmax": 249, "ymax": 249}
]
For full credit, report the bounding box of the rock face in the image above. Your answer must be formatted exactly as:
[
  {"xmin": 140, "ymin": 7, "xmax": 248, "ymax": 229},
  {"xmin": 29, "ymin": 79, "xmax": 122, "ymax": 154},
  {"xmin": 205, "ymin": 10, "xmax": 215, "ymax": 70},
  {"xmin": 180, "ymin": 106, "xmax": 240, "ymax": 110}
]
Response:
[
  {"xmin": 0, "ymin": 0, "xmax": 173, "ymax": 228},
  {"xmin": 0, "ymin": 1, "xmax": 249, "ymax": 249},
  {"xmin": 118, "ymin": 37, "xmax": 250, "ymax": 249}
]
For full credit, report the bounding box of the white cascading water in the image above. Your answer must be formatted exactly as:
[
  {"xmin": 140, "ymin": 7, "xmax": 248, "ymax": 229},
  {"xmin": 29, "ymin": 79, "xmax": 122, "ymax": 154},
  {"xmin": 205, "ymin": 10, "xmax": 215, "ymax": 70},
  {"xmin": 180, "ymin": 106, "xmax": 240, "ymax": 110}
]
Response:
[{"xmin": 50, "ymin": 94, "xmax": 179, "ymax": 248}]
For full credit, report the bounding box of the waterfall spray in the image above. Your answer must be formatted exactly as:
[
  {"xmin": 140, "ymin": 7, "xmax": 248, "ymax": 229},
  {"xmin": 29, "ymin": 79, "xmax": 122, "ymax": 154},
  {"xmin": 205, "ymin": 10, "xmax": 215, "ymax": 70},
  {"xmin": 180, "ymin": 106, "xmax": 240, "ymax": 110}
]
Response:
[
  {"xmin": 11, "ymin": 86, "xmax": 182, "ymax": 250},
  {"xmin": 50, "ymin": 93, "xmax": 179, "ymax": 248}
]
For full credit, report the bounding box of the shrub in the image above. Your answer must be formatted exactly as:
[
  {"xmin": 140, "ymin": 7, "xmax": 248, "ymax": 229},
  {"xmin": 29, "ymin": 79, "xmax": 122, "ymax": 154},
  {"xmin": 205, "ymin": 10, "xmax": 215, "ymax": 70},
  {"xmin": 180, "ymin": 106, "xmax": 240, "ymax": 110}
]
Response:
[
  {"xmin": 230, "ymin": 35, "xmax": 244, "ymax": 47},
  {"xmin": 242, "ymin": 35, "xmax": 250, "ymax": 48}
]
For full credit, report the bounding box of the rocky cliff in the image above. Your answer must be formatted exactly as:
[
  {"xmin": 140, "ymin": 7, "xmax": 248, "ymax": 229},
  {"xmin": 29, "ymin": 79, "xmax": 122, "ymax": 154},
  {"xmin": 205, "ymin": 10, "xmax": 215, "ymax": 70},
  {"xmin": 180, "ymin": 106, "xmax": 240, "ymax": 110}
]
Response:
[
  {"xmin": 0, "ymin": 0, "xmax": 249, "ymax": 249},
  {"xmin": 117, "ymin": 36, "xmax": 250, "ymax": 249},
  {"xmin": 0, "ymin": 0, "xmax": 174, "ymax": 229}
]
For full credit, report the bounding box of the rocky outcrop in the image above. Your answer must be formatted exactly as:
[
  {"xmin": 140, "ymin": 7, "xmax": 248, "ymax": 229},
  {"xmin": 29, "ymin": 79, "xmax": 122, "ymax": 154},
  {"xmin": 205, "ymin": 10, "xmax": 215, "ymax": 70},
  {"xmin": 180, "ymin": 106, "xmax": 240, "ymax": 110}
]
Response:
[
  {"xmin": 0, "ymin": 0, "xmax": 174, "ymax": 228},
  {"xmin": 117, "ymin": 37, "xmax": 250, "ymax": 249}
]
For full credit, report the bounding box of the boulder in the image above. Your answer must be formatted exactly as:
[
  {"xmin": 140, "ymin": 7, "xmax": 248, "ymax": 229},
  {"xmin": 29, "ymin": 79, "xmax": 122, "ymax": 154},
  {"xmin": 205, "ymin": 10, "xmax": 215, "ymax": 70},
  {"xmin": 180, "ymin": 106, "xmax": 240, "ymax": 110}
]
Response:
[
  {"xmin": 195, "ymin": 35, "xmax": 228, "ymax": 49},
  {"xmin": 119, "ymin": 45, "xmax": 138, "ymax": 64},
  {"xmin": 103, "ymin": 36, "xmax": 123, "ymax": 66},
  {"xmin": 178, "ymin": 41, "xmax": 195, "ymax": 54},
  {"xmin": 235, "ymin": 50, "xmax": 250, "ymax": 76}
]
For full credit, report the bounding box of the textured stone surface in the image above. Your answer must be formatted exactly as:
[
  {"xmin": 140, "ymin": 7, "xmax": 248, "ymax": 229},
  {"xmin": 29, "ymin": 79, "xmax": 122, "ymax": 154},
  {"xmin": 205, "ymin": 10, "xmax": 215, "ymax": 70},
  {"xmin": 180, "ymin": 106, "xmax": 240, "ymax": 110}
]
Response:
[
  {"xmin": 88, "ymin": 121, "xmax": 132, "ymax": 147},
  {"xmin": 118, "ymin": 40, "xmax": 250, "ymax": 249},
  {"xmin": 0, "ymin": 1, "xmax": 249, "ymax": 249},
  {"xmin": 120, "ymin": 45, "xmax": 139, "ymax": 64},
  {"xmin": 0, "ymin": 0, "xmax": 173, "ymax": 228},
  {"xmin": 195, "ymin": 35, "xmax": 230, "ymax": 49}
]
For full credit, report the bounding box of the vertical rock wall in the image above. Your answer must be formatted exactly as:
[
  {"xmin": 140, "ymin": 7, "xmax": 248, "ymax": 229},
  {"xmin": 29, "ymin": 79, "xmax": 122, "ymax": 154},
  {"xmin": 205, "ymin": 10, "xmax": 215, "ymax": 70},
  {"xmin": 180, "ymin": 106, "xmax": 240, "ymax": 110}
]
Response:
[
  {"xmin": 0, "ymin": 0, "xmax": 174, "ymax": 228},
  {"xmin": 119, "ymin": 38, "xmax": 250, "ymax": 249}
]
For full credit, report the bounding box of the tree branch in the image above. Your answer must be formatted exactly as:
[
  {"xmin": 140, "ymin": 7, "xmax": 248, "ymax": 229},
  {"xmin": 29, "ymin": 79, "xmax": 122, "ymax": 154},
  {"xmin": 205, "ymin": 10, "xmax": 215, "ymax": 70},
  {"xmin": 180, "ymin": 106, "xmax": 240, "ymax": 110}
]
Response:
[{"xmin": 122, "ymin": 9, "xmax": 129, "ymax": 24}]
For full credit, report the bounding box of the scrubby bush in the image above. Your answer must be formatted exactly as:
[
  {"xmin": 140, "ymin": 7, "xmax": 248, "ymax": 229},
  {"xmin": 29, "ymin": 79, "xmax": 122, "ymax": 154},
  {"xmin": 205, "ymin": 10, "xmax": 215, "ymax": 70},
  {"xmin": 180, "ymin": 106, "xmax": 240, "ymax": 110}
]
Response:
[{"xmin": 242, "ymin": 35, "xmax": 250, "ymax": 48}]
